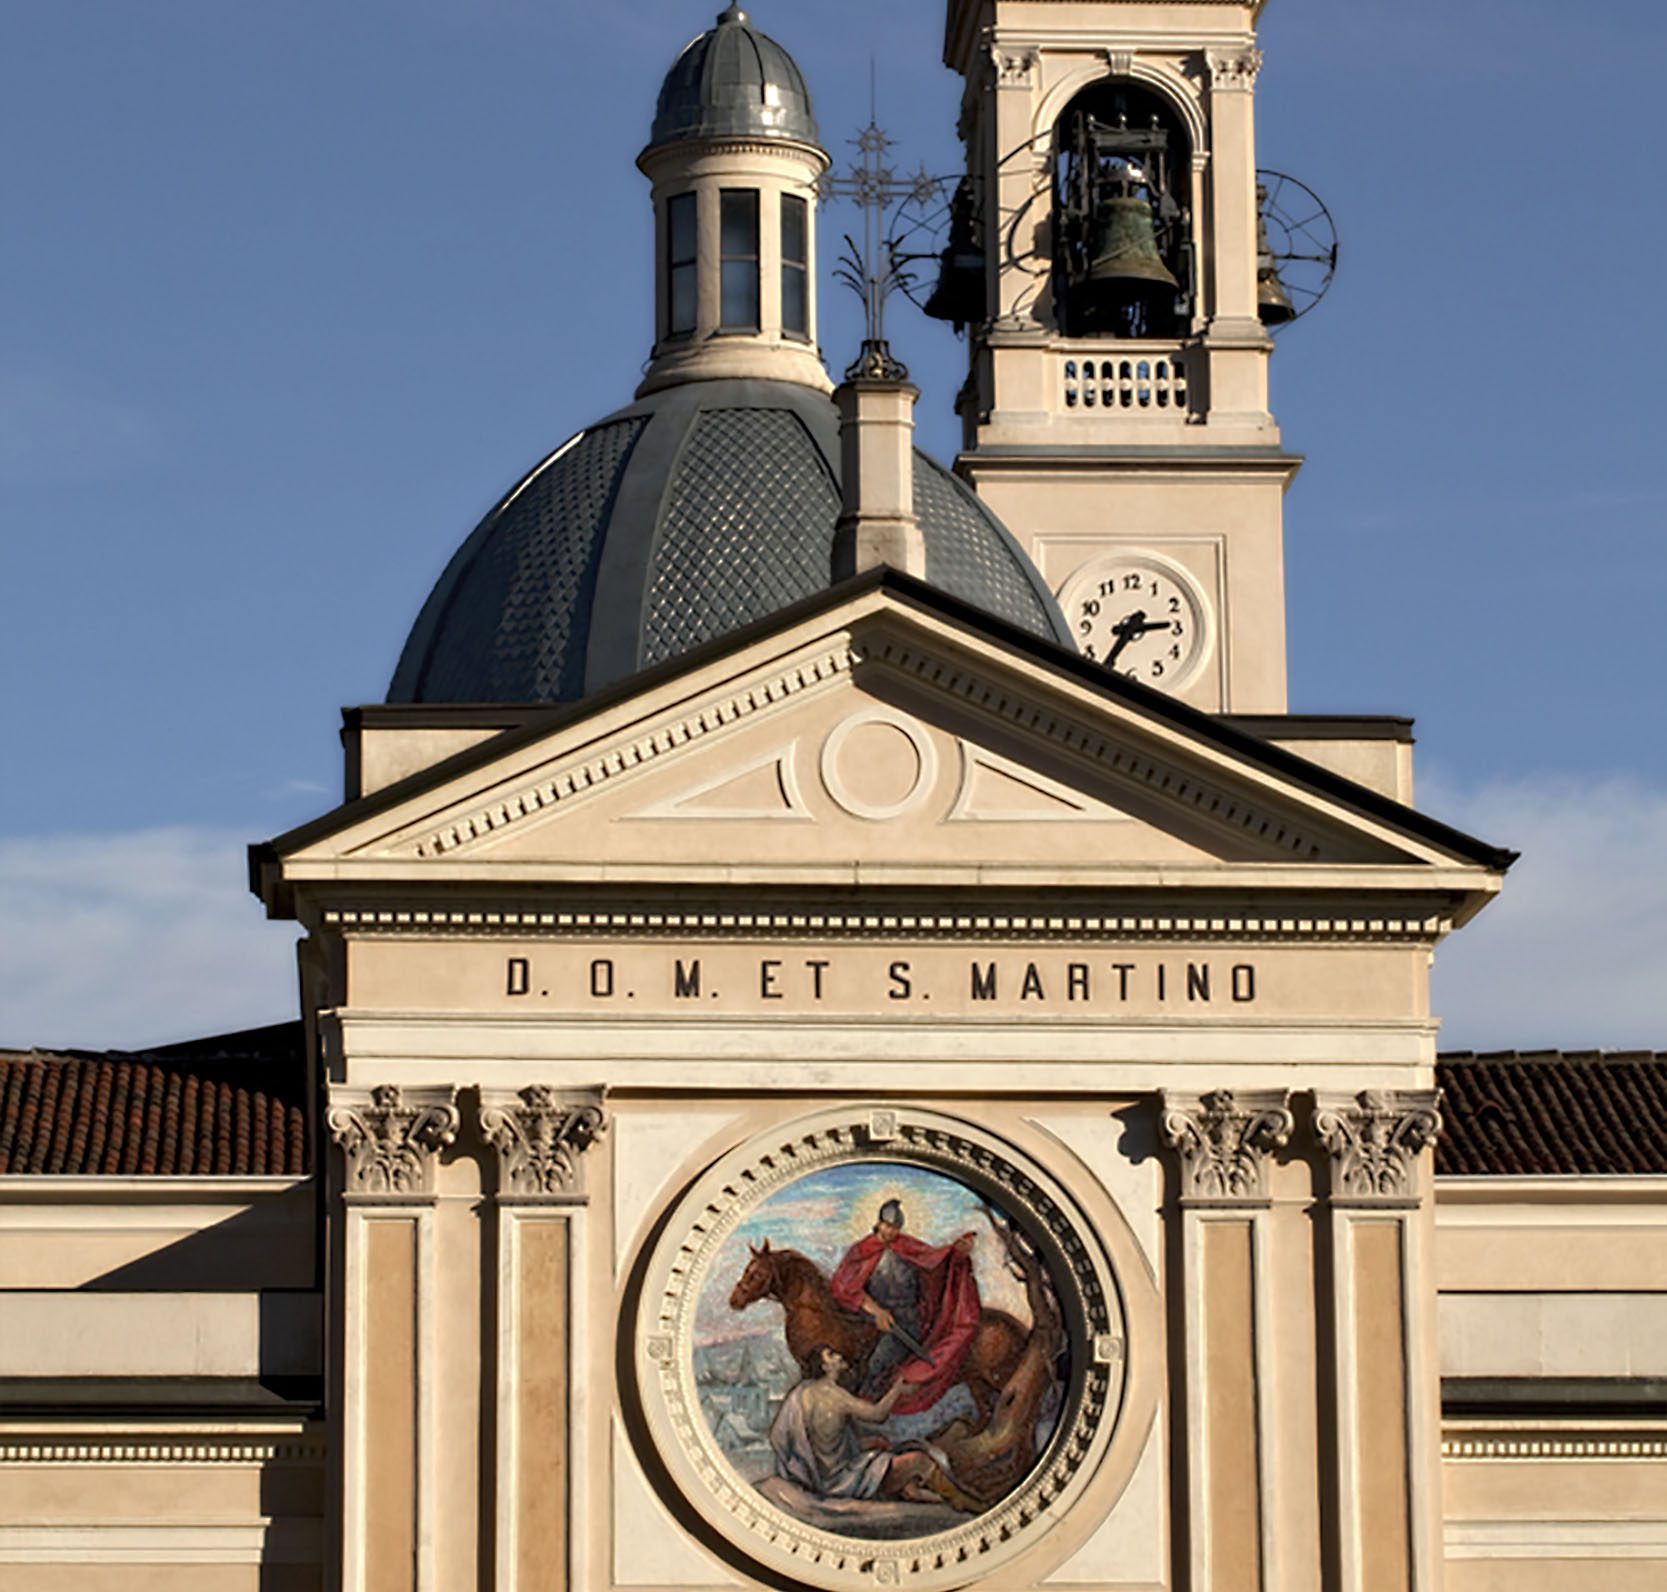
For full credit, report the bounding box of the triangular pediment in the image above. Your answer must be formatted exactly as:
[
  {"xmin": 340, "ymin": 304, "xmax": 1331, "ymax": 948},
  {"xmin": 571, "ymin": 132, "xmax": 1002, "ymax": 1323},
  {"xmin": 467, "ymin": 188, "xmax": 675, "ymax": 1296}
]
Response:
[{"xmin": 260, "ymin": 581, "xmax": 1507, "ymax": 905}]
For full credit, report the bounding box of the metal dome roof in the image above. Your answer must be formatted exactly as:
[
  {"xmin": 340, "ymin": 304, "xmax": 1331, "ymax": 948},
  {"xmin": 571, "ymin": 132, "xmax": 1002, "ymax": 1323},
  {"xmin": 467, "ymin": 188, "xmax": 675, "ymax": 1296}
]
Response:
[
  {"xmin": 389, "ymin": 380, "xmax": 1073, "ymax": 706},
  {"xmin": 647, "ymin": 5, "xmax": 820, "ymax": 152}
]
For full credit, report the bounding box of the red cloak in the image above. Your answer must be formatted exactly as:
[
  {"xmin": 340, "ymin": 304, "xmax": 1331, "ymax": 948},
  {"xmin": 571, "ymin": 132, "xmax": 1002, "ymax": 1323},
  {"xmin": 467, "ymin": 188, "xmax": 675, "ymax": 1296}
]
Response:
[{"xmin": 830, "ymin": 1233, "xmax": 982, "ymax": 1415}]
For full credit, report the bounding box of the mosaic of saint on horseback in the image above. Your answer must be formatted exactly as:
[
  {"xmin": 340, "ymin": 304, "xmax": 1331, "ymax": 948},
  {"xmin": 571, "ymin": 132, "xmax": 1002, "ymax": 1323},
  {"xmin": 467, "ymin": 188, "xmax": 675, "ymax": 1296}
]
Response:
[{"xmin": 694, "ymin": 1162, "xmax": 1072, "ymax": 1540}]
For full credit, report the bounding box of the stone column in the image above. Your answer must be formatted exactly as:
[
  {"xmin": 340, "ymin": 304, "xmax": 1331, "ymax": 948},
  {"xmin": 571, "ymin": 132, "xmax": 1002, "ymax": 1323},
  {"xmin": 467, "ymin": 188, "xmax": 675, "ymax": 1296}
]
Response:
[
  {"xmin": 1161, "ymin": 1089, "xmax": 1294, "ymax": 1592},
  {"xmin": 1312, "ymin": 1090, "xmax": 1444, "ymax": 1592},
  {"xmin": 479, "ymin": 1086, "xmax": 608, "ymax": 1592},
  {"xmin": 326, "ymin": 1083, "xmax": 460, "ymax": 1592}
]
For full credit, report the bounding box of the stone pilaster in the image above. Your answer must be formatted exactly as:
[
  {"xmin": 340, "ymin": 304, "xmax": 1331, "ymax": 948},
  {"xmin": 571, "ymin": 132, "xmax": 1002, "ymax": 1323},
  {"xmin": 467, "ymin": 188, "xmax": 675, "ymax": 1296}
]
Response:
[
  {"xmin": 1312, "ymin": 1089, "xmax": 1444, "ymax": 1592},
  {"xmin": 1162, "ymin": 1090, "xmax": 1293, "ymax": 1592},
  {"xmin": 480, "ymin": 1087, "xmax": 607, "ymax": 1592},
  {"xmin": 326, "ymin": 1084, "xmax": 459, "ymax": 1592}
]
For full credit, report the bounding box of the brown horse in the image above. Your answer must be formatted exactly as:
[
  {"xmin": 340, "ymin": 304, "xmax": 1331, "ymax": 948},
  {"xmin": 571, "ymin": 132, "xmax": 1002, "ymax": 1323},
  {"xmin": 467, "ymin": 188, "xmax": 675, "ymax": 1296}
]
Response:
[{"xmin": 727, "ymin": 1239, "xmax": 1027, "ymax": 1429}]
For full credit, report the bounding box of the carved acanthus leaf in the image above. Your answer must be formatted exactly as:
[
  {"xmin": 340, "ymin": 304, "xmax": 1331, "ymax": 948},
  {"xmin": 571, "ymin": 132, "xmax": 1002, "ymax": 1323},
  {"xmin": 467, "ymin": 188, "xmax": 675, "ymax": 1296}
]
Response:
[
  {"xmin": 480, "ymin": 1086, "xmax": 608, "ymax": 1199},
  {"xmin": 1207, "ymin": 48, "xmax": 1263, "ymax": 90},
  {"xmin": 992, "ymin": 46, "xmax": 1038, "ymax": 87},
  {"xmin": 1160, "ymin": 1088, "xmax": 1293, "ymax": 1202},
  {"xmin": 327, "ymin": 1084, "xmax": 459, "ymax": 1196},
  {"xmin": 1313, "ymin": 1089, "xmax": 1442, "ymax": 1203}
]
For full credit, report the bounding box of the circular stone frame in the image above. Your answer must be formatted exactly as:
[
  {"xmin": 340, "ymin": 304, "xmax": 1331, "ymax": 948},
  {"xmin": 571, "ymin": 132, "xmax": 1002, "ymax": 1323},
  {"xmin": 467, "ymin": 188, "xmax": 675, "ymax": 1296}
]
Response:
[
  {"xmin": 633, "ymin": 1105, "xmax": 1130, "ymax": 1590},
  {"xmin": 819, "ymin": 710, "xmax": 939, "ymax": 821}
]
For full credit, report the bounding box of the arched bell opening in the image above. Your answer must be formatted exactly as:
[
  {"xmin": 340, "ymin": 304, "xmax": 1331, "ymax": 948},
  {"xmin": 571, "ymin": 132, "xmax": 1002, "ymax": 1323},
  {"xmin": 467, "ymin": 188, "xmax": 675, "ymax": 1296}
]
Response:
[{"xmin": 1052, "ymin": 79, "xmax": 1194, "ymax": 340}]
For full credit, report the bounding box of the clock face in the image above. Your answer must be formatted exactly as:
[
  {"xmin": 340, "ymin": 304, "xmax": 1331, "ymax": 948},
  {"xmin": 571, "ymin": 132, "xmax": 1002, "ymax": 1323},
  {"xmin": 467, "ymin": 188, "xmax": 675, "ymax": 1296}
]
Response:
[{"xmin": 1058, "ymin": 552, "xmax": 1213, "ymax": 692}]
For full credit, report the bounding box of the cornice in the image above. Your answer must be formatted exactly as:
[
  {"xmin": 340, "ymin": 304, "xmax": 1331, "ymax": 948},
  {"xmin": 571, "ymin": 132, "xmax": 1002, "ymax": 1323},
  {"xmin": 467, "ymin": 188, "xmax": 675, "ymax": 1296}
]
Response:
[
  {"xmin": 0, "ymin": 1175, "xmax": 309, "ymax": 1203},
  {"xmin": 411, "ymin": 640, "xmax": 859, "ymax": 859},
  {"xmin": 1443, "ymin": 1421, "xmax": 1667, "ymax": 1461},
  {"xmin": 401, "ymin": 628, "xmax": 1376, "ymax": 868},
  {"xmin": 1436, "ymin": 1175, "xmax": 1667, "ymax": 1207},
  {"xmin": 319, "ymin": 903, "xmax": 1450, "ymax": 943},
  {"xmin": 0, "ymin": 1430, "xmax": 327, "ymax": 1466}
]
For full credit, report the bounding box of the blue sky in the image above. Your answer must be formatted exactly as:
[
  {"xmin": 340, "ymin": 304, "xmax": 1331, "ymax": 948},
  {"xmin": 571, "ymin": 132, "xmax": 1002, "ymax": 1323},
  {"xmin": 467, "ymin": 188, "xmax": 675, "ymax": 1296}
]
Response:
[{"xmin": 1, "ymin": 0, "xmax": 1662, "ymax": 1048}]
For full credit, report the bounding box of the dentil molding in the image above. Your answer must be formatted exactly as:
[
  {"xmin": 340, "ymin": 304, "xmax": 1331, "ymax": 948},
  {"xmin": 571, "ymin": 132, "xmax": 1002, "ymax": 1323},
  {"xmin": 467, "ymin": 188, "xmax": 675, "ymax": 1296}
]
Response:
[
  {"xmin": 326, "ymin": 1083, "xmax": 459, "ymax": 1198},
  {"xmin": 1314, "ymin": 1088, "xmax": 1442, "ymax": 1204},
  {"xmin": 479, "ymin": 1085, "xmax": 608, "ymax": 1201},
  {"xmin": 1161, "ymin": 1088, "xmax": 1293, "ymax": 1203}
]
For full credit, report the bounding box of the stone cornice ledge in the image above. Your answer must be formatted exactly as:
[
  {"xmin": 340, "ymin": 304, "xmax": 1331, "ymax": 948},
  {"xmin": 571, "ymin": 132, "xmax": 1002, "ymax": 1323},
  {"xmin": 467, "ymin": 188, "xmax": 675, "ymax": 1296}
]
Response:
[
  {"xmin": 1436, "ymin": 1175, "xmax": 1667, "ymax": 1206},
  {"xmin": 0, "ymin": 1176, "xmax": 310, "ymax": 1203}
]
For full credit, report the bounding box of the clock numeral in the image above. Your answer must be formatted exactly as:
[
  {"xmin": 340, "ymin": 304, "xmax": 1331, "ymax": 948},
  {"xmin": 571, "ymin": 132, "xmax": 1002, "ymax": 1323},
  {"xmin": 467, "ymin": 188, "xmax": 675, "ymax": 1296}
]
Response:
[
  {"xmin": 1168, "ymin": 597, "xmax": 1181, "ymax": 614},
  {"xmin": 1123, "ymin": 574, "xmax": 1141, "ymax": 590},
  {"xmin": 1083, "ymin": 642, "xmax": 1097, "ymax": 661},
  {"xmin": 1172, "ymin": 621, "xmax": 1183, "ymax": 637},
  {"xmin": 1151, "ymin": 660, "xmax": 1165, "ymax": 679},
  {"xmin": 1170, "ymin": 643, "xmax": 1181, "ymax": 660}
]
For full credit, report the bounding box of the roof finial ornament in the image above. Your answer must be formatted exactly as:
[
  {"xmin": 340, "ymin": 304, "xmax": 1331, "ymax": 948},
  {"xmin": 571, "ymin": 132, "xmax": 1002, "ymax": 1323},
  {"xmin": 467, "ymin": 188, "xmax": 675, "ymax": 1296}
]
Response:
[
  {"xmin": 825, "ymin": 69, "xmax": 945, "ymax": 381},
  {"xmin": 717, "ymin": 3, "xmax": 748, "ymax": 23}
]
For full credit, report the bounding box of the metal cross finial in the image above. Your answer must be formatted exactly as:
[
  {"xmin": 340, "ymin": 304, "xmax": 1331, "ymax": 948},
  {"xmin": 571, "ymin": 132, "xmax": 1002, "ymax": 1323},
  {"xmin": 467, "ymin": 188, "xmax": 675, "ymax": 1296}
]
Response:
[{"xmin": 824, "ymin": 76, "xmax": 945, "ymax": 382}]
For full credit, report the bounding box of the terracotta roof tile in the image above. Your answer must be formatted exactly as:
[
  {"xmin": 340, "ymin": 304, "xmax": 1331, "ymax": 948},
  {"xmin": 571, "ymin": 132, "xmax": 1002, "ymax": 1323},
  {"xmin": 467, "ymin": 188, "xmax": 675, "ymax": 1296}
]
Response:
[
  {"xmin": 1, "ymin": 1027, "xmax": 1658, "ymax": 1180},
  {"xmin": 1436, "ymin": 1051, "xmax": 1667, "ymax": 1176},
  {"xmin": 0, "ymin": 1023, "xmax": 308, "ymax": 1177}
]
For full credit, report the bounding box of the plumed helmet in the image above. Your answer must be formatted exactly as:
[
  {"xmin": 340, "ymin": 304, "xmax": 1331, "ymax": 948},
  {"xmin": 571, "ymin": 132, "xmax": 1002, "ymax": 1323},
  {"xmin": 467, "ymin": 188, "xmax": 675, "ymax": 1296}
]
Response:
[{"xmin": 877, "ymin": 1199, "xmax": 904, "ymax": 1228}]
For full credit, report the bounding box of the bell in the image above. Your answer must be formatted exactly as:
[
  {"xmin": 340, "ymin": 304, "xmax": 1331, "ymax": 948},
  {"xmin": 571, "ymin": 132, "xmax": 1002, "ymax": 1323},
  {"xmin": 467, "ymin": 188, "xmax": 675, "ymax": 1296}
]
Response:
[
  {"xmin": 1257, "ymin": 266, "xmax": 1295, "ymax": 326},
  {"xmin": 1255, "ymin": 185, "xmax": 1295, "ymax": 326},
  {"xmin": 923, "ymin": 243, "xmax": 985, "ymax": 326},
  {"xmin": 1085, "ymin": 195, "xmax": 1180, "ymax": 291},
  {"xmin": 924, "ymin": 182, "xmax": 985, "ymax": 328}
]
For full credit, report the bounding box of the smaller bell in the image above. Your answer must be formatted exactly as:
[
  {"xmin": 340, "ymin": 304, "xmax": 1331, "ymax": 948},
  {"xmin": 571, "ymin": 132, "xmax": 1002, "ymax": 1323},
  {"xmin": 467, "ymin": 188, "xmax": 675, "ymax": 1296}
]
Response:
[
  {"xmin": 924, "ymin": 183, "xmax": 985, "ymax": 328},
  {"xmin": 1258, "ymin": 267, "xmax": 1295, "ymax": 326},
  {"xmin": 923, "ymin": 245, "xmax": 985, "ymax": 327},
  {"xmin": 1255, "ymin": 186, "xmax": 1295, "ymax": 326}
]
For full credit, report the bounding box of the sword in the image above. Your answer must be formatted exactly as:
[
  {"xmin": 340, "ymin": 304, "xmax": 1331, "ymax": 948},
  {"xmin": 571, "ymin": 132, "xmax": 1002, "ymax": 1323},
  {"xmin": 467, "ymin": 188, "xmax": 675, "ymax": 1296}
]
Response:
[{"xmin": 883, "ymin": 1320, "xmax": 934, "ymax": 1364}]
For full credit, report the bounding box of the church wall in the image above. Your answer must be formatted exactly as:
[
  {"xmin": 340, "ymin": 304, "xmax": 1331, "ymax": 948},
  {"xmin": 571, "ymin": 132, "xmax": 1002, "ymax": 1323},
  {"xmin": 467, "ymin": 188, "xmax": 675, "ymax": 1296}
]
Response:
[
  {"xmin": 0, "ymin": 1171, "xmax": 325, "ymax": 1586},
  {"xmin": 0, "ymin": 1428, "xmax": 326, "ymax": 1589},
  {"xmin": 1432, "ymin": 1176, "xmax": 1667, "ymax": 1587}
]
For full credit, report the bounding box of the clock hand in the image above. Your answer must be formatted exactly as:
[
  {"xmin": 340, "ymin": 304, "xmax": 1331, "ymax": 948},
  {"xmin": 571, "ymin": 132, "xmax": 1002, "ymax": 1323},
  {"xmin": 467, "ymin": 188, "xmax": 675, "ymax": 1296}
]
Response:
[{"xmin": 1103, "ymin": 609, "xmax": 1150, "ymax": 669}]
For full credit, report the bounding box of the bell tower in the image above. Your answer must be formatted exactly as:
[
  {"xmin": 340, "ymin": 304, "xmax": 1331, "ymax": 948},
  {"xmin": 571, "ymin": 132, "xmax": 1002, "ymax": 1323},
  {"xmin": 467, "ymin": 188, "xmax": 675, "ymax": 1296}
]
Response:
[{"xmin": 943, "ymin": 0, "xmax": 1299, "ymax": 713}]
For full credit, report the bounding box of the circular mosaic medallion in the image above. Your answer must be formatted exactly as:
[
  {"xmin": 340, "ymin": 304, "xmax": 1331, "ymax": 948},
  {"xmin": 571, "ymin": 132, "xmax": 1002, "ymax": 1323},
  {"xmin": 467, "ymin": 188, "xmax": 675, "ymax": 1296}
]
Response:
[{"xmin": 634, "ymin": 1107, "xmax": 1128, "ymax": 1589}]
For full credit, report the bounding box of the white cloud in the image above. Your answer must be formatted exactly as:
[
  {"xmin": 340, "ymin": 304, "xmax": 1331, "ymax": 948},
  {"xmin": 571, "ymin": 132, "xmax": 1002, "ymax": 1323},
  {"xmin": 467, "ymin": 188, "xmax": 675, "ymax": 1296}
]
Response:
[
  {"xmin": 0, "ymin": 828, "xmax": 298, "ymax": 1053},
  {"xmin": 1423, "ymin": 774, "xmax": 1667, "ymax": 1053}
]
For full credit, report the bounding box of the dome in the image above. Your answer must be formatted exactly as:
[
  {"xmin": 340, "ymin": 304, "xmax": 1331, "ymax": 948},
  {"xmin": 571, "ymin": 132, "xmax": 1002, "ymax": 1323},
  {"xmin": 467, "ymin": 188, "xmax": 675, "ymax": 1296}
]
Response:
[
  {"xmin": 646, "ymin": 5, "xmax": 820, "ymax": 153},
  {"xmin": 389, "ymin": 380, "xmax": 1073, "ymax": 706}
]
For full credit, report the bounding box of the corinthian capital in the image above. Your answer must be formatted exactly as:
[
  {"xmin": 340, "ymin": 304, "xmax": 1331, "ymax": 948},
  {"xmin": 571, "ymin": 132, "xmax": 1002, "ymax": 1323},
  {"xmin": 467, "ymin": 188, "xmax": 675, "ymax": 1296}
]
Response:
[
  {"xmin": 1207, "ymin": 47, "xmax": 1263, "ymax": 90},
  {"xmin": 480, "ymin": 1086, "xmax": 608, "ymax": 1200},
  {"xmin": 327, "ymin": 1083, "xmax": 459, "ymax": 1197},
  {"xmin": 1313, "ymin": 1089, "xmax": 1442, "ymax": 1204},
  {"xmin": 1161, "ymin": 1089, "xmax": 1293, "ymax": 1203}
]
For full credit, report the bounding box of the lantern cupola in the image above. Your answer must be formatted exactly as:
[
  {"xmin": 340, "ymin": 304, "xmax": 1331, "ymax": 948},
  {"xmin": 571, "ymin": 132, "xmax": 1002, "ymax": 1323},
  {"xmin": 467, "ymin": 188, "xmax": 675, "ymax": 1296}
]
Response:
[{"xmin": 637, "ymin": 6, "xmax": 832, "ymax": 396}]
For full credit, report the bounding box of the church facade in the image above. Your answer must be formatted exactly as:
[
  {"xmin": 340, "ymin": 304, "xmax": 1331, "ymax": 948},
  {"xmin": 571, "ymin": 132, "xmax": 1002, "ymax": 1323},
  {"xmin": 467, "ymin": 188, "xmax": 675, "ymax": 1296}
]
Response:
[{"xmin": 2, "ymin": 4, "xmax": 1664, "ymax": 1591}]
